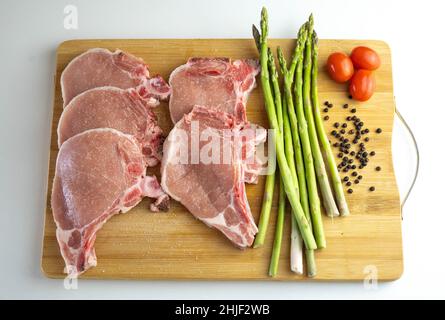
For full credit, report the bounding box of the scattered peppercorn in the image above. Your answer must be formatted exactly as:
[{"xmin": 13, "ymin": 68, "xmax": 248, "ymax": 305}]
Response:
[
  {"xmin": 343, "ymin": 104, "xmax": 349, "ymax": 109},
  {"xmin": 376, "ymin": 166, "xmax": 381, "ymax": 171},
  {"xmin": 369, "ymin": 186, "xmax": 375, "ymax": 192},
  {"xmin": 354, "ymin": 179, "xmax": 360, "ymax": 184},
  {"xmin": 364, "ymin": 137, "xmax": 370, "ymax": 142},
  {"xmin": 351, "ymin": 108, "xmax": 357, "ymax": 113},
  {"xmin": 323, "ymin": 108, "xmax": 329, "ymax": 112},
  {"xmin": 324, "ymin": 115, "xmax": 329, "ymax": 121},
  {"xmin": 358, "ymin": 175, "xmax": 363, "ymax": 180},
  {"xmin": 376, "ymin": 128, "xmax": 382, "ymax": 133},
  {"xmin": 328, "ymin": 103, "xmax": 333, "ymax": 108},
  {"xmin": 347, "ymin": 188, "xmax": 353, "ymax": 194},
  {"xmin": 334, "ymin": 122, "xmax": 340, "ymax": 128},
  {"xmin": 324, "ymin": 101, "xmax": 329, "ymax": 106},
  {"xmin": 346, "ymin": 181, "xmax": 352, "ymax": 187},
  {"xmin": 370, "ymin": 151, "xmax": 375, "ymax": 156},
  {"xmin": 343, "ymin": 176, "xmax": 349, "ymax": 182}
]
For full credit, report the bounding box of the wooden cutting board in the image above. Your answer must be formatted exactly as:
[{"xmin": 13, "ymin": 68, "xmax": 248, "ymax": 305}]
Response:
[{"xmin": 42, "ymin": 39, "xmax": 402, "ymax": 281}]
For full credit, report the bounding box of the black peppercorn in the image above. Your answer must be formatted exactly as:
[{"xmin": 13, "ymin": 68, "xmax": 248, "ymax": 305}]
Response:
[
  {"xmin": 323, "ymin": 108, "xmax": 329, "ymax": 112},
  {"xmin": 351, "ymin": 108, "xmax": 357, "ymax": 113},
  {"xmin": 347, "ymin": 188, "xmax": 353, "ymax": 194},
  {"xmin": 334, "ymin": 122, "xmax": 340, "ymax": 128},
  {"xmin": 324, "ymin": 115, "xmax": 329, "ymax": 121},
  {"xmin": 364, "ymin": 137, "xmax": 370, "ymax": 142},
  {"xmin": 352, "ymin": 171, "xmax": 358, "ymax": 177},
  {"xmin": 369, "ymin": 186, "xmax": 375, "ymax": 192},
  {"xmin": 376, "ymin": 166, "xmax": 381, "ymax": 171},
  {"xmin": 376, "ymin": 128, "xmax": 382, "ymax": 133},
  {"xmin": 370, "ymin": 151, "xmax": 375, "ymax": 156}
]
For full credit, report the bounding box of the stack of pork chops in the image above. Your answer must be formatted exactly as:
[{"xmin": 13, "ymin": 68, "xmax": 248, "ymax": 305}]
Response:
[
  {"xmin": 52, "ymin": 52, "xmax": 264, "ymax": 278},
  {"xmin": 52, "ymin": 48, "xmax": 171, "ymax": 277}
]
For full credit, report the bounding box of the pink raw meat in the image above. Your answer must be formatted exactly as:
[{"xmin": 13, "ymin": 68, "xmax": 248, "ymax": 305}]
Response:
[
  {"xmin": 168, "ymin": 57, "xmax": 259, "ymax": 124},
  {"xmin": 61, "ymin": 48, "xmax": 171, "ymax": 106},
  {"xmin": 51, "ymin": 128, "xmax": 169, "ymax": 278},
  {"xmin": 58, "ymin": 87, "xmax": 164, "ymax": 166},
  {"xmin": 161, "ymin": 106, "xmax": 258, "ymax": 248}
]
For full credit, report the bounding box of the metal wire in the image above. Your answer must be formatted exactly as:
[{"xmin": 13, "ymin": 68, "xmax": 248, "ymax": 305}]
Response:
[{"xmin": 394, "ymin": 107, "xmax": 420, "ymax": 219}]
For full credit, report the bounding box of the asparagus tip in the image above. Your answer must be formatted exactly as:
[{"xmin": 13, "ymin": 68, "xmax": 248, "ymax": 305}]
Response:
[
  {"xmin": 307, "ymin": 14, "xmax": 314, "ymax": 33},
  {"xmin": 261, "ymin": 7, "xmax": 268, "ymax": 40},
  {"xmin": 277, "ymin": 46, "xmax": 287, "ymax": 72},
  {"xmin": 252, "ymin": 24, "xmax": 261, "ymax": 51}
]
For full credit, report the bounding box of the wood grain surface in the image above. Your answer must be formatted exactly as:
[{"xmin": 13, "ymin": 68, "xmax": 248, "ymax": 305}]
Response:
[{"xmin": 41, "ymin": 39, "xmax": 402, "ymax": 281}]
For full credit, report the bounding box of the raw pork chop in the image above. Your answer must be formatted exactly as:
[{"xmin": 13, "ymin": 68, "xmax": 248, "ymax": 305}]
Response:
[
  {"xmin": 58, "ymin": 87, "xmax": 163, "ymax": 166},
  {"xmin": 161, "ymin": 106, "xmax": 258, "ymax": 248},
  {"xmin": 61, "ymin": 48, "xmax": 171, "ymax": 106},
  {"xmin": 168, "ymin": 58, "xmax": 259, "ymax": 124},
  {"xmin": 51, "ymin": 128, "xmax": 169, "ymax": 278}
]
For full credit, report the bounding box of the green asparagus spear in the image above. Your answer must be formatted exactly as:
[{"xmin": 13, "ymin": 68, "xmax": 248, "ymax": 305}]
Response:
[
  {"xmin": 302, "ymin": 15, "xmax": 339, "ymax": 218},
  {"xmin": 269, "ymin": 178, "xmax": 286, "ymax": 277},
  {"xmin": 253, "ymin": 170, "xmax": 276, "ymax": 248},
  {"xmin": 283, "ymin": 96, "xmax": 304, "ymax": 275},
  {"xmin": 253, "ymin": 48, "xmax": 283, "ymax": 249},
  {"xmin": 311, "ymin": 29, "xmax": 350, "ymax": 216},
  {"xmin": 293, "ymin": 24, "xmax": 326, "ymax": 249},
  {"xmin": 254, "ymin": 7, "xmax": 317, "ymax": 250}
]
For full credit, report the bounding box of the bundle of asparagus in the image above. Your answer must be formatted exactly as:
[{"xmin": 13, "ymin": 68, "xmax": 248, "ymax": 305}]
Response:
[{"xmin": 252, "ymin": 8, "xmax": 349, "ymax": 277}]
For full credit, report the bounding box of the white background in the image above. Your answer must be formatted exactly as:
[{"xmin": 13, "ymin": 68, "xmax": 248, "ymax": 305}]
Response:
[{"xmin": 0, "ymin": 0, "xmax": 443, "ymax": 299}]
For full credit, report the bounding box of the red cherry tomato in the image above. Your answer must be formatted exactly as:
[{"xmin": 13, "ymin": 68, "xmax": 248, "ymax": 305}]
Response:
[
  {"xmin": 350, "ymin": 46, "xmax": 381, "ymax": 70},
  {"xmin": 349, "ymin": 69, "xmax": 375, "ymax": 101},
  {"xmin": 326, "ymin": 52, "xmax": 354, "ymax": 83}
]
